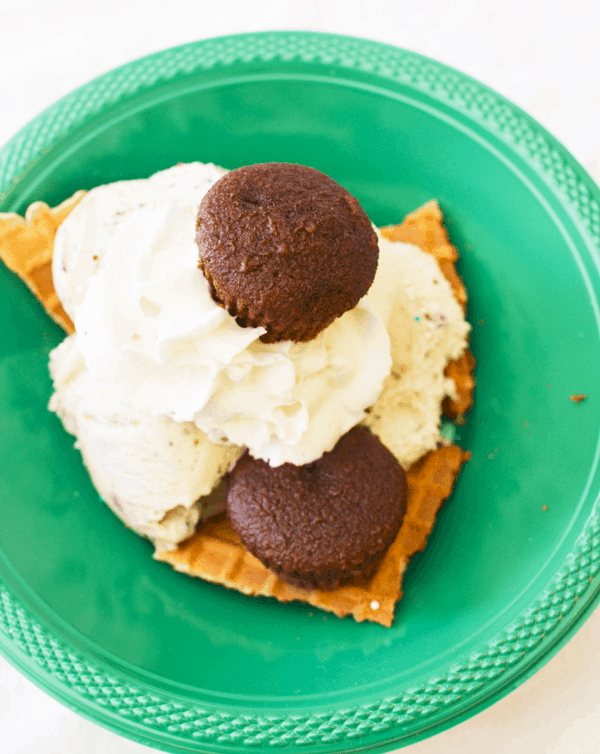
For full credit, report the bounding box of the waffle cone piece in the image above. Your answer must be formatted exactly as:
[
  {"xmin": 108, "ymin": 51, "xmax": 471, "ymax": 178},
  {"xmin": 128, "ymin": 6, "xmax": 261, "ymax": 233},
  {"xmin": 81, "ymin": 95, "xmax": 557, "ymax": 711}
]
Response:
[
  {"xmin": 0, "ymin": 192, "xmax": 86, "ymax": 333},
  {"xmin": 0, "ymin": 192, "xmax": 474, "ymax": 628}
]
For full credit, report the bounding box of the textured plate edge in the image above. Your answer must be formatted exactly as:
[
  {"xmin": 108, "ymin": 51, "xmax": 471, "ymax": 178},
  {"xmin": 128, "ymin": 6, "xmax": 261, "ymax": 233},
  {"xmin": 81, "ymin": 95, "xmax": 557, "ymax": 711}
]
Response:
[{"xmin": 1, "ymin": 29, "xmax": 600, "ymax": 753}]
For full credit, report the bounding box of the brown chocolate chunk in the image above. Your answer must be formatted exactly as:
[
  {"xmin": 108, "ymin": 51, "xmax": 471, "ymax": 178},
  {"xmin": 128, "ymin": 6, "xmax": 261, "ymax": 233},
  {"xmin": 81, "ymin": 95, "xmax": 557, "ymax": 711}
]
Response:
[
  {"xmin": 196, "ymin": 163, "xmax": 379, "ymax": 343},
  {"xmin": 226, "ymin": 426, "xmax": 407, "ymax": 591}
]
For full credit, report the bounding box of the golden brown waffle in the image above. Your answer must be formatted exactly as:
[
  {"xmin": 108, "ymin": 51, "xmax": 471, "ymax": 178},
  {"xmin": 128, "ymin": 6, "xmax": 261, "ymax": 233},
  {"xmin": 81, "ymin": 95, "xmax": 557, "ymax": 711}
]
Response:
[
  {"xmin": 0, "ymin": 192, "xmax": 86, "ymax": 333},
  {"xmin": 0, "ymin": 191, "xmax": 474, "ymax": 627}
]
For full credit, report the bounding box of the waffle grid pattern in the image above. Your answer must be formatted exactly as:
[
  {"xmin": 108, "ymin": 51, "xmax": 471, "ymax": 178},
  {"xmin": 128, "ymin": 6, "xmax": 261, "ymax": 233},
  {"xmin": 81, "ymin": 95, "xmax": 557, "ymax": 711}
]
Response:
[{"xmin": 1, "ymin": 31, "xmax": 600, "ymax": 751}]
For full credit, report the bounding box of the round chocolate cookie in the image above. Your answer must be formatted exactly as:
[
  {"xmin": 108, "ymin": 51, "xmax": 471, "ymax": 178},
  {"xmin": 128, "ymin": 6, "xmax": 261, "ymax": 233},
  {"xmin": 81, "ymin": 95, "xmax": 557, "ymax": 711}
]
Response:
[
  {"xmin": 196, "ymin": 163, "xmax": 379, "ymax": 343},
  {"xmin": 226, "ymin": 426, "xmax": 407, "ymax": 591}
]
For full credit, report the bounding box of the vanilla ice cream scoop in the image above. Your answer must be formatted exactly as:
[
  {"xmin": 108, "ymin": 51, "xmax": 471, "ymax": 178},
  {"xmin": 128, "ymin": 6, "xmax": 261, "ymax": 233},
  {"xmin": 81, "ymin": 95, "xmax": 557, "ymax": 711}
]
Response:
[
  {"xmin": 48, "ymin": 336, "xmax": 242, "ymax": 549},
  {"xmin": 364, "ymin": 233, "xmax": 471, "ymax": 467}
]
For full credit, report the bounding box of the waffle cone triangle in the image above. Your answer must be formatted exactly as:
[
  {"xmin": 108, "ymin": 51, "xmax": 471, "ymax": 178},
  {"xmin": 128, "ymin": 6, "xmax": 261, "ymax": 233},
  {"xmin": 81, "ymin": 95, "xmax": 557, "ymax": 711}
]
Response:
[{"xmin": 0, "ymin": 192, "xmax": 86, "ymax": 333}]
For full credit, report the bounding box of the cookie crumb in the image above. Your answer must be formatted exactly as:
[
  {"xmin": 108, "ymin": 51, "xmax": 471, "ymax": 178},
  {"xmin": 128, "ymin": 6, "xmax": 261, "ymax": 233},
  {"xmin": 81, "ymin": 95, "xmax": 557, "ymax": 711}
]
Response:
[
  {"xmin": 523, "ymin": 421, "xmax": 529, "ymax": 427},
  {"xmin": 370, "ymin": 600, "xmax": 380, "ymax": 611},
  {"xmin": 478, "ymin": 319, "xmax": 485, "ymax": 326},
  {"xmin": 543, "ymin": 505, "xmax": 548, "ymax": 511},
  {"xmin": 570, "ymin": 394, "xmax": 586, "ymax": 403}
]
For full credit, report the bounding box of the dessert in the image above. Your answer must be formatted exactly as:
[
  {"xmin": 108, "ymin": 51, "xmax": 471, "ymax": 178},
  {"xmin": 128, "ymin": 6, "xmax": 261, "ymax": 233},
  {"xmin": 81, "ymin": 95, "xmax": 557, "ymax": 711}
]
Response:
[
  {"xmin": 227, "ymin": 426, "xmax": 407, "ymax": 590},
  {"xmin": 0, "ymin": 162, "xmax": 474, "ymax": 626},
  {"xmin": 196, "ymin": 163, "xmax": 379, "ymax": 342},
  {"xmin": 60, "ymin": 163, "xmax": 392, "ymax": 470}
]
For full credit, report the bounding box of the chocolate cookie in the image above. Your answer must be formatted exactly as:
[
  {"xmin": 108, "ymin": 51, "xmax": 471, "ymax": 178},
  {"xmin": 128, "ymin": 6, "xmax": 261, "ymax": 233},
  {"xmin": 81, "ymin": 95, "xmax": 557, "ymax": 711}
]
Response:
[
  {"xmin": 226, "ymin": 426, "xmax": 407, "ymax": 590},
  {"xmin": 196, "ymin": 163, "xmax": 379, "ymax": 343}
]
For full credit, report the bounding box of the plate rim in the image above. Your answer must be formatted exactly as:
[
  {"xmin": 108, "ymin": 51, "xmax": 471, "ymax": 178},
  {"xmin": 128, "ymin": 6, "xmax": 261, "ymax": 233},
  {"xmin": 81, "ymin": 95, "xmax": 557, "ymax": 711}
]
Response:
[{"xmin": 2, "ymin": 29, "xmax": 600, "ymax": 754}]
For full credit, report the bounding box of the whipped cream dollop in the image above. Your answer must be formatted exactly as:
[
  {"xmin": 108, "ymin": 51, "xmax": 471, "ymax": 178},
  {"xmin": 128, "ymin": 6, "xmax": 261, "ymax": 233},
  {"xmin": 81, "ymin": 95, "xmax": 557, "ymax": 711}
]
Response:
[{"xmin": 60, "ymin": 163, "xmax": 392, "ymax": 467}]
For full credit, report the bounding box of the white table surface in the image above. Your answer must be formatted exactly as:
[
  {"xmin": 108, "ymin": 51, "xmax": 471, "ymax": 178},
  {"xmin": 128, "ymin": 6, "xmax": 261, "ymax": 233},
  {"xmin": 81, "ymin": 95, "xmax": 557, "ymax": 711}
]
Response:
[{"xmin": 1, "ymin": 1, "xmax": 600, "ymax": 752}]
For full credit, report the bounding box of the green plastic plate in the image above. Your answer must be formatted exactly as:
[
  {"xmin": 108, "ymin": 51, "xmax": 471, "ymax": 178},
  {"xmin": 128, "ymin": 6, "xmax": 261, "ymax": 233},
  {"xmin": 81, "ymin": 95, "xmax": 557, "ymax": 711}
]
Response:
[{"xmin": 1, "ymin": 31, "xmax": 600, "ymax": 754}]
